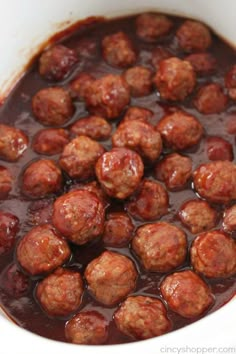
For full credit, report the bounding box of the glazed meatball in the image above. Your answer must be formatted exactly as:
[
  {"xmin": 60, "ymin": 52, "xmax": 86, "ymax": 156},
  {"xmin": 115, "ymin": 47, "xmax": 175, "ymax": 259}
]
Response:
[
  {"xmin": 179, "ymin": 200, "xmax": 217, "ymax": 234},
  {"xmin": 153, "ymin": 57, "xmax": 196, "ymax": 101},
  {"xmin": 156, "ymin": 110, "xmax": 203, "ymax": 150},
  {"xmin": 22, "ymin": 159, "xmax": 62, "ymax": 199},
  {"xmin": 123, "ymin": 66, "xmax": 153, "ymax": 97},
  {"xmin": 194, "ymin": 83, "xmax": 228, "ymax": 114},
  {"xmin": 114, "ymin": 296, "xmax": 171, "ymax": 340},
  {"xmin": 155, "ymin": 153, "xmax": 192, "ymax": 190},
  {"xmin": 52, "ymin": 190, "xmax": 105, "ymax": 245},
  {"xmin": 123, "ymin": 106, "xmax": 154, "ymax": 123},
  {"xmin": 103, "ymin": 212, "xmax": 134, "ymax": 247},
  {"xmin": 85, "ymin": 250, "xmax": 137, "ymax": 305},
  {"xmin": 0, "ymin": 124, "xmax": 28, "ymax": 162},
  {"xmin": 69, "ymin": 73, "xmax": 95, "ymax": 100},
  {"xmin": 32, "ymin": 128, "xmax": 70, "ymax": 155},
  {"xmin": 59, "ymin": 136, "xmax": 105, "ymax": 180},
  {"xmin": 102, "ymin": 31, "xmax": 137, "ymax": 68},
  {"xmin": 193, "ymin": 161, "xmax": 236, "ymax": 204},
  {"xmin": 0, "ymin": 211, "xmax": 19, "ymax": 254},
  {"xmin": 39, "ymin": 44, "xmax": 78, "ymax": 81},
  {"xmin": 70, "ymin": 115, "xmax": 111, "ymax": 140},
  {"xmin": 151, "ymin": 47, "xmax": 172, "ymax": 69},
  {"xmin": 176, "ymin": 20, "xmax": 212, "ymax": 52},
  {"xmin": 126, "ymin": 179, "xmax": 169, "ymax": 221},
  {"xmin": 161, "ymin": 270, "xmax": 213, "ymax": 318},
  {"xmin": 223, "ymin": 205, "xmax": 236, "ymax": 232},
  {"xmin": 190, "ymin": 230, "xmax": 236, "ymax": 278},
  {"xmin": 32, "ymin": 87, "xmax": 75, "ymax": 126},
  {"xmin": 36, "ymin": 268, "xmax": 83, "ymax": 317},
  {"xmin": 136, "ymin": 13, "xmax": 173, "ymax": 42},
  {"xmin": 0, "ymin": 166, "xmax": 12, "ymax": 199},
  {"xmin": 132, "ymin": 222, "xmax": 187, "ymax": 272},
  {"xmin": 185, "ymin": 53, "xmax": 216, "ymax": 75},
  {"xmin": 225, "ymin": 64, "xmax": 236, "ymax": 100},
  {"xmin": 206, "ymin": 136, "xmax": 233, "ymax": 161},
  {"xmin": 70, "ymin": 181, "xmax": 110, "ymax": 208},
  {"xmin": 95, "ymin": 148, "xmax": 144, "ymax": 199}
]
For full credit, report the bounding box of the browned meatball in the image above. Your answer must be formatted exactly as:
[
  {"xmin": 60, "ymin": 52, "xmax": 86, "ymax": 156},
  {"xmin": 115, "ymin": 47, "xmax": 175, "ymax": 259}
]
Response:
[
  {"xmin": 103, "ymin": 212, "xmax": 134, "ymax": 247},
  {"xmin": 59, "ymin": 136, "xmax": 105, "ymax": 180},
  {"xmin": 70, "ymin": 181, "xmax": 110, "ymax": 208},
  {"xmin": 156, "ymin": 110, "xmax": 203, "ymax": 150},
  {"xmin": 176, "ymin": 20, "xmax": 212, "ymax": 52},
  {"xmin": 70, "ymin": 116, "xmax": 111, "ymax": 140},
  {"xmin": 153, "ymin": 57, "xmax": 196, "ymax": 101},
  {"xmin": 39, "ymin": 44, "xmax": 78, "ymax": 81},
  {"xmin": 65, "ymin": 311, "xmax": 108, "ymax": 345},
  {"xmin": 161, "ymin": 270, "xmax": 213, "ymax": 318},
  {"xmin": 193, "ymin": 161, "xmax": 236, "ymax": 204},
  {"xmin": 132, "ymin": 222, "xmax": 187, "ymax": 272},
  {"xmin": 126, "ymin": 179, "xmax": 169, "ymax": 221},
  {"xmin": 185, "ymin": 53, "xmax": 216, "ymax": 74},
  {"xmin": 36, "ymin": 268, "xmax": 83, "ymax": 316},
  {"xmin": 85, "ymin": 251, "xmax": 137, "ymax": 305},
  {"xmin": 206, "ymin": 136, "xmax": 233, "ymax": 161},
  {"xmin": 190, "ymin": 230, "xmax": 236, "ymax": 278},
  {"xmin": 69, "ymin": 73, "xmax": 95, "ymax": 100},
  {"xmin": 179, "ymin": 200, "xmax": 217, "ymax": 234},
  {"xmin": 102, "ymin": 32, "xmax": 137, "ymax": 68},
  {"xmin": 32, "ymin": 87, "xmax": 75, "ymax": 126},
  {"xmin": 223, "ymin": 205, "xmax": 236, "ymax": 232},
  {"xmin": 123, "ymin": 106, "xmax": 154, "ymax": 124},
  {"xmin": 0, "ymin": 166, "xmax": 12, "ymax": 199},
  {"xmin": 155, "ymin": 153, "xmax": 192, "ymax": 190},
  {"xmin": 114, "ymin": 296, "xmax": 171, "ymax": 340},
  {"xmin": 0, "ymin": 211, "xmax": 19, "ymax": 254},
  {"xmin": 95, "ymin": 148, "xmax": 144, "ymax": 199},
  {"xmin": 151, "ymin": 47, "xmax": 172, "ymax": 69},
  {"xmin": 194, "ymin": 83, "xmax": 228, "ymax": 114},
  {"xmin": 52, "ymin": 190, "xmax": 105, "ymax": 245},
  {"xmin": 225, "ymin": 65, "xmax": 236, "ymax": 100},
  {"xmin": 22, "ymin": 159, "xmax": 62, "ymax": 199},
  {"xmin": 0, "ymin": 124, "xmax": 28, "ymax": 162},
  {"xmin": 32, "ymin": 128, "xmax": 70, "ymax": 155},
  {"xmin": 136, "ymin": 13, "xmax": 173, "ymax": 42},
  {"xmin": 123, "ymin": 66, "xmax": 153, "ymax": 97}
]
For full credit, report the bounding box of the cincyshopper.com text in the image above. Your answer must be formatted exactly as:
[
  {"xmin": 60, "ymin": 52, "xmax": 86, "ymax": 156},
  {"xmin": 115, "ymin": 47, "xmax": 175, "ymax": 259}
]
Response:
[{"xmin": 160, "ymin": 346, "xmax": 236, "ymax": 354}]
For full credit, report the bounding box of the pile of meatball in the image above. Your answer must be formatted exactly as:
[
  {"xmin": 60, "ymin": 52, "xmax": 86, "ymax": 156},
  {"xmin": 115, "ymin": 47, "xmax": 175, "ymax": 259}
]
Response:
[{"xmin": 0, "ymin": 12, "xmax": 236, "ymax": 345}]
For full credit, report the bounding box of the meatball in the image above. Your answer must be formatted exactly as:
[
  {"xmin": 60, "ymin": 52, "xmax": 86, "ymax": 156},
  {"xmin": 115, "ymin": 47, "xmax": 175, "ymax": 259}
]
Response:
[
  {"xmin": 156, "ymin": 110, "xmax": 203, "ymax": 150},
  {"xmin": 114, "ymin": 296, "xmax": 171, "ymax": 340},
  {"xmin": 59, "ymin": 136, "xmax": 105, "ymax": 180},
  {"xmin": 190, "ymin": 230, "xmax": 236, "ymax": 278},
  {"xmin": 32, "ymin": 87, "xmax": 75, "ymax": 126},
  {"xmin": 0, "ymin": 124, "xmax": 28, "ymax": 162},
  {"xmin": 136, "ymin": 13, "xmax": 173, "ymax": 42},
  {"xmin": 161, "ymin": 270, "xmax": 213, "ymax": 318},
  {"xmin": 194, "ymin": 83, "xmax": 228, "ymax": 114},
  {"xmin": 65, "ymin": 311, "xmax": 108, "ymax": 345},
  {"xmin": 132, "ymin": 222, "xmax": 187, "ymax": 272},
  {"xmin": 95, "ymin": 148, "xmax": 144, "ymax": 199},
  {"xmin": 17, "ymin": 224, "xmax": 71, "ymax": 276},
  {"xmin": 70, "ymin": 115, "xmax": 111, "ymax": 140},
  {"xmin": 36, "ymin": 268, "xmax": 83, "ymax": 316},
  {"xmin": 1, "ymin": 263, "xmax": 30, "ymax": 298},
  {"xmin": 126, "ymin": 179, "xmax": 169, "ymax": 221},
  {"xmin": 225, "ymin": 64, "xmax": 236, "ymax": 100},
  {"xmin": 102, "ymin": 31, "xmax": 137, "ymax": 68},
  {"xmin": 193, "ymin": 161, "xmax": 236, "ymax": 204},
  {"xmin": 153, "ymin": 57, "xmax": 196, "ymax": 101},
  {"xmin": 223, "ymin": 205, "xmax": 236, "ymax": 232},
  {"xmin": 85, "ymin": 74, "xmax": 130, "ymax": 119},
  {"xmin": 123, "ymin": 66, "xmax": 153, "ymax": 97},
  {"xmin": 69, "ymin": 73, "xmax": 95, "ymax": 100},
  {"xmin": 32, "ymin": 128, "xmax": 70, "ymax": 155},
  {"xmin": 179, "ymin": 200, "xmax": 217, "ymax": 234},
  {"xmin": 185, "ymin": 53, "xmax": 216, "ymax": 75},
  {"xmin": 155, "ymin": 153, "xmax": 192, "ymax": 190},
  {"xmin": 206, "ymin": 136, "xmax": 233, "ymax": 161},
  {"xmin": 0, "ymin": 166, "xmax": 13, "ymax": 199},
  {"xmin": 85, "ymin": 250, "xmax": 137, "ymax": 305},
  {"xmin": 151, "ymin": 47, "xmax": 172, "ymax": 69},
  {"xmin": 176, "ymin": 20, "xmax": 212, "ymax": 52},
  {"xmin": 103, "ymin": 212, "xmax": 134, "ymax": 247},
  {"xmin": 70, "ymin": 181, "xmax": 110, "ymax": 208},
  {"xmin": 123, "ymin": 106, "xmax": 154, "ymax": 124},
  {"xmin": 0, "ymin": 211, "xmax": 19, "ymax": 254},
  {"xmin": 39, "ymin": 44, "xmax": 78, "ymax": 81},
  {"xmin": 52, "ymin": 190, "xmax": 105, "ymax": 245},
  {"xmin": 22, "ymin": 159, "xmax": 62, "ymax": 199}
]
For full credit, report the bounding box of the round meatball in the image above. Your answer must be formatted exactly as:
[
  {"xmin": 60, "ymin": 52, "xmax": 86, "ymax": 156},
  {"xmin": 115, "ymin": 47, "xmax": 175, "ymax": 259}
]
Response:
[
  {"xmin": 126, "ymin": 179, "xmax": 169, "ymax": 221},
  {"xmin": 39, "ymin": 44, "xmax": 78, "ymax": 81},
  {"xmin": 225, "ymin": 65, "xmax": 236, "ymax": 100},
  {"xmin": 190, "ymin": 230, "xmax": 236, "ymax": 278},
  {"xmin": 70, "ymin": 181, "xmax": 110, "ymax": 208},
  {"xmin": 0, "ymin": 211, "xmax": 19, "ymax": 254},
  {"xmin": 36, "ymin": 268, "xmax": 83, "ymax": 316},
  {"xmin": 114, "ymin": 296, "xmax": 171, "ymax": 340},
  {"xmin": 206, "ymin": 136, "xmax": 233, "ymax": 161},
  {"xmin": 151, "ymin": 46, "xmax": 172, "ymax": 69},
  {"xmin": 0, "ymin": 166, "xmax": 13, "ymax": 199},
  {"xmin": 132, "ymin": 222, "xmax": 187, "ymax": 272},
  {"xmin": 59, "ymin": 136, "xmax": 105, "ymax": 180},
  {"xmin": 65, "ymin": 311, "xmax": 108, "ymax": 345},
  {"xmin": 185, "ymin": 53, "xmax": 216, "ymax": 75},
  {"xmin": 70, "ymin": 115, "xmax": 111, "ymax": 141},
  {"xmin": 22, "ymin": 159, "xmax": 62, "ymax": 199},
  {"xmin": 123, "ymin": 66, "xmax": 153, "ymax": 97},
  {"xmin": 223, "ymin": 205, "xmax": 236, "ymax": 232},
  {"xmin": 136, "ymin": 13, "xmax": 173, "ymax": 42},
  {"xmin": 194, "ymin": 83, "xmax": 228, "ymax": 114},
  {"xmin": 102, "ymin": 31, "xmax": 136, "ymax": 68},
  {"xmin": 95, "ymin": 148, "xmax": 144, "ymax": 199},
  {"xmin": 32, "ymin": 128, "xmax": 70, "ymax": 155},
  {"xmin": 153, "ymin": 57, "xmax": 196, "ymax": 101},
  {"xmin": 85, "ymin": 250, "xmax": 137, "ymax": 305},
  {"xmin": 17, "ymin": 224, "xmax": 71, "ymax": 276},
  {"xmin": 176, "ymin": 20, "xmax": 212, "ymax": 52},
  {"xmin": 155, "ymin": 153, "xmax": 192, "ymax": 190},
  {"xmin": 156, "ymin": 110, "xmax": 203, "ymax": 150},
  {"xmin": 179, "ymin": 200, "xmax": 217, "ymax": 234},
  {"xmin": 193, "ymin": 161, "xmax": 236, "ymax": 204},
  {"xmin": 69, "ymin": 73, "xmax": 95, "ymax": 100},
  {"xmin": 161, "ymin": 270, "xmax": 213, "ymax": 318},
  {"xmin": 52, "ymin": 190, "xmax": 105, "ymax": 245},
  {"xmin": 0, "ymin": 124, "xmax": 28, "ymax": 162},
  {"xmin": 103, "ymin": 212, "xmax": 134, "ymax": 247},
  {"xmin": 123, "ymin": 106, "xmax": 154, "ymax": 123},
  {"xmin": 32, "ymin": 87, "xmax": 75, "ymax": 126}
]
